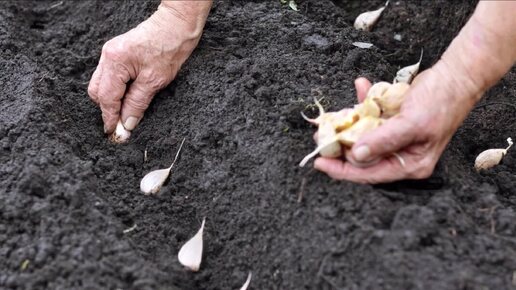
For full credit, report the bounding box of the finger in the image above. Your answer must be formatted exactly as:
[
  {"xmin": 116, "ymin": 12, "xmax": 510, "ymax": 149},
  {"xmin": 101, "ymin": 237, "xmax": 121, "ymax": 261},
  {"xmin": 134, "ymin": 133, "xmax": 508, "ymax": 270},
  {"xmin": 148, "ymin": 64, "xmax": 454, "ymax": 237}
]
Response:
[
  {"xmin": 351, "ymin": 115, "xmax": 417, "ymax": 163},
  {"xmin": 314, "ymin": 155, "xmax": 407, "ymax": 183},
  {"xmin": 354, "ymin": 77, "xmax": 372, "ymax": 103},
  {"xmin": 120, "ymin": 76, "xmax": 162, "ymax": 130},
  {"xmin": 97, "ymin": 62, "xmax": 130, "ymax": 134},
  {"xmin": 88, "ymin": 65, "xmax": 102, "ymax": 105}
]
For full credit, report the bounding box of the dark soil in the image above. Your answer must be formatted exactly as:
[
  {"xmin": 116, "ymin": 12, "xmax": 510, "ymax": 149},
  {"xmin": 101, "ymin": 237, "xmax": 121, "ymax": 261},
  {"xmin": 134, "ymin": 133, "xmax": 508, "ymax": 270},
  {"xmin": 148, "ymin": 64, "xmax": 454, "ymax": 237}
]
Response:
[{"xmin": 2, "ymin": 0, "xmax": 516, "ymax": 289}]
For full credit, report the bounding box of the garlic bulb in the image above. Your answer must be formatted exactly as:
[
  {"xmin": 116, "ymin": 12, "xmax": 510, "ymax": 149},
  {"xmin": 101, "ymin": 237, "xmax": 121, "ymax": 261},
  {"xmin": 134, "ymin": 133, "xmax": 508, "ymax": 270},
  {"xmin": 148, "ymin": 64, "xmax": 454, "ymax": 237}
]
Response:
[
  {"xmin": 178, "ymin": 218, "xmax": 205, "ymax": 272},
  {"xmin": 474, "ymin": 137, "xmax": 513, "ymax": 171},
  {"xmin": 373, "ymin": 82, "xmax": 410, "ymax": 117},
  {"xmin": 394, "ymin": 49, "xmax": 423, "ymax": 84},
  {"xmin": 140, "ymin": 138, "xmax": 186, "ymax": 195},
  {"xmin": 109, "ymin": 120, "xmax": 131, "ymax": 143},
  {"xmin": 240, "ymin": 272, "xmax": 252, "ymax": 290},
  {"xmin": 354, "ymin": 0, "xmax": 389, "ymax": 31}
]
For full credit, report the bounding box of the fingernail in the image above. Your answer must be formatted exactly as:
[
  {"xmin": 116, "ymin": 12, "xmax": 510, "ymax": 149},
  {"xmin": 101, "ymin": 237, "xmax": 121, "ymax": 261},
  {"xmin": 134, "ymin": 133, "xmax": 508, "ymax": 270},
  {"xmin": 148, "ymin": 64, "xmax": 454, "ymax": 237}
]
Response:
[
  {"xmin": 124, "ymin": 116, "xmax": 140, "ymax": 131},
  {"xmin": 104, "ymin": 124, "xmax": 109, "ymax": 134},
  {"xmin": 353, "ymin": 145, "xmax": 371, "ymax": 162}
]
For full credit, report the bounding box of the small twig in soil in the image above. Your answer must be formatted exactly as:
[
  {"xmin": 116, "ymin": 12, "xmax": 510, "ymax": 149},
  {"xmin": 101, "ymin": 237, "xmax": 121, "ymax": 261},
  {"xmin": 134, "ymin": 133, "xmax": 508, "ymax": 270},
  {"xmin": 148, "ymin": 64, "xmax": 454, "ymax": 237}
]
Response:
[
  {"xmin": 123, "ymin": 224, "xmax": 137, "ymax": 234},
  {"xmin": 474, "ymin": 102, "xmax": 516, "ymax": 111},
  {"xmin": 49, "ymin": 1, "xmax": 63, "ymax": 9},
  {"xmin": 144, "ymin": 147, "xmax": 148, "ymax": 163},
  {"xmin": 297, "ymin": 177, "xmax": 306, "ymax": 203}
]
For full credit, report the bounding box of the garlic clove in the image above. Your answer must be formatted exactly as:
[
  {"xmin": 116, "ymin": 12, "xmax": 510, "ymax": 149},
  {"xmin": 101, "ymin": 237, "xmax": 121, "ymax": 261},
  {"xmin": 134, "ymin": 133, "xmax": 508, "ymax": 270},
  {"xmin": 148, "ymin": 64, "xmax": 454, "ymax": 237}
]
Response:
[
  {"xmin": 394, "ymin": 49, "xmax": 423, "ymax": 84},
  {"xmin": 338, "ymin": 116, "xmax": 383, "ymax": 146},
  {"xmin": 239, "ymin": 272, "xmax": 252, "ymax": 290},
  {"xmin": 109, "ymin": 120, "xmax": 131, "ymax": 143},
  {"xmin": 178, "ymin": 218, "xmax": 206, "ymax": 272},
  {"xmin": 366, "ymin": 81, "xmax": 392, "ymax": 100},
  {"xmin": 354, "ymin": 0, "xmax": 389, "ymax": 31},
  {"xmin": 354, "ymin": 98, "xmax": 381, "ymax": 119},
  {"xmin": 374, "ymin": 82, "xmax": 410, "ymax": 117},
  {"xmin": 317, "ymin": 122, "xmax": 342, "ymax": 158},
  {"xmin": 140, "ymin": 168, "xmax": 172, "ymax": 195},
  {"xmin": 474, "ymin": 137, "xmax": 513, "ymax": 171},
  {"xmin": 332, "ymin": 109, "xmax": 359, "ymax": 132},
  {"xmin": 140, "ymin": 138, "xmax": 186, "ymax": 195}
]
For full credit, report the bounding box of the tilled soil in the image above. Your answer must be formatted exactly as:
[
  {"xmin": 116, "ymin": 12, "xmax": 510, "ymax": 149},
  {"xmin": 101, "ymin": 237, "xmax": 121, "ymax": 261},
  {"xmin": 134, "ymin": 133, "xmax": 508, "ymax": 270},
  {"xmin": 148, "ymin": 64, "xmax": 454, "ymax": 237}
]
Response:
[{"xmin": 2, "ymin": 1, "xmax": 516, "ymax": 289}]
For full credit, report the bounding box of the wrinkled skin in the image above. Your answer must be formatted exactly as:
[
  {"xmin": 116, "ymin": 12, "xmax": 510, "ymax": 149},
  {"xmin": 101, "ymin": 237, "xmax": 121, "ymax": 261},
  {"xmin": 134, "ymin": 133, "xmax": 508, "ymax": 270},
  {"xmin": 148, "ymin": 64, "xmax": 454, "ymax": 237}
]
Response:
[{"xmin": 88, "ymin": 3, "xmax": 209, "ymax": 133}]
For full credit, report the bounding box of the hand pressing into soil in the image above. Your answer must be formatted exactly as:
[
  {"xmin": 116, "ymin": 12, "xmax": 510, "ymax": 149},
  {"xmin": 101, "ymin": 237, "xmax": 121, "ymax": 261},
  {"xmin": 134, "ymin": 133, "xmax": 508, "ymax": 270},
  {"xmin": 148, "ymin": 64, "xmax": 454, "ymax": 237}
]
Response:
[
  {"xmin": 314, "ymin": 1, "xmax": 516, "ymax": 183},
  {"xmin": 88, "ymin": 1, "xmax": 212, "ymax": 134}
]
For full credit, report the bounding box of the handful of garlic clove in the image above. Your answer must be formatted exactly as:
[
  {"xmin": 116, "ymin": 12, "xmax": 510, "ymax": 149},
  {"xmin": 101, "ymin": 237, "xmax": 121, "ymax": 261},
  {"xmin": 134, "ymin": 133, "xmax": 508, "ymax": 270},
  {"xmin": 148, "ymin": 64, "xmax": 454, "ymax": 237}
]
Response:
[{"xmin": 299, "ymin": 80, "xmax": 410, "ymax": 167}]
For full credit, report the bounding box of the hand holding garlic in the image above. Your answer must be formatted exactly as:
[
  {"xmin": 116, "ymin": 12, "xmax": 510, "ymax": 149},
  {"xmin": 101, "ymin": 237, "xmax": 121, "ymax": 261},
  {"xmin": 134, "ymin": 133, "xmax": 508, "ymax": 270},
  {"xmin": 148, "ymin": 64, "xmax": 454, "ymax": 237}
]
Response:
[{"xmin": 312, "ymin": 0, "xmax": 516, "ymax": 184}]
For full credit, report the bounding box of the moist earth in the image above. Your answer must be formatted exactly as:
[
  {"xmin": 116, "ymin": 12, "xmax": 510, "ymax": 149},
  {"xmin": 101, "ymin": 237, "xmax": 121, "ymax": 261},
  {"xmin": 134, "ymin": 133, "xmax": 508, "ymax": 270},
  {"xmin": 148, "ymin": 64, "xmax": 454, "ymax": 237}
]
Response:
[{"xmin": 1, "ymin": 0, "xmax": 516, "ymax": 289}]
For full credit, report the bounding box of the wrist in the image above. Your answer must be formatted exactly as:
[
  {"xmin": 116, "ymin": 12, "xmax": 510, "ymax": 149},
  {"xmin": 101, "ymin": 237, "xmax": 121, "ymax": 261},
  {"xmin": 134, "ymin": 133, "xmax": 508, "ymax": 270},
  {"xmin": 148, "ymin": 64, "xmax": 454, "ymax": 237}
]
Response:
[{"xmin": 157, "ymin": 1, "xmax": 212, "ymax": 41}]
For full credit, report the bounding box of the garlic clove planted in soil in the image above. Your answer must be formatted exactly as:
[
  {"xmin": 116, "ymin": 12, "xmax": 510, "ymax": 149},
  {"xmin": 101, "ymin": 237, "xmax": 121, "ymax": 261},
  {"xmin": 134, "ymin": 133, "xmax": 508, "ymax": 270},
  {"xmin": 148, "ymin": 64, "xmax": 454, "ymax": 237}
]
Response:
[
  {"xmin": 354, "ymin": 0, "xmax": 389, "ymax": 31},
  {"xmin": 394, "ymin": 49, "xmax": 423, "ymax": 84},
  {"xmin": 109, "ymin": 120, "xmax": 131, "ymax": 144},
  {"xmin": 140, "ymin": 138, "xmax": 186, "ymax": 195},
  {"xmin": 239, "ymin": 272, "xmax": 252, "ymax": 290},
  {"xmin": 178, "ymin": 218, "xmax": 206, "ymax": 272},
  {"xmin": 474, "ymin": 137, "xmax": 513, "ymax": 171},
  {"xmin": 140, "ymin": 168, "xmax": 172, "ymax": 195}
]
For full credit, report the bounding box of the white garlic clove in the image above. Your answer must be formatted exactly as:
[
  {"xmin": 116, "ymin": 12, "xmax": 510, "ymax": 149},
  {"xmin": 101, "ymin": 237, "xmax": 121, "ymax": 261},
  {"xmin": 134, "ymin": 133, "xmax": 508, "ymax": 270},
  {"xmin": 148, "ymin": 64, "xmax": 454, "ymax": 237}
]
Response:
[
  {"xmin": 239, "ymin": 272, "xmax": 252, "ymax": 290},
  {"xmin": 317, "ymin": 122, "xmax": 342, "ymax": 158},
  {"xmin": 140, "ymin": 138, "xmax": 186, "ymax": 195},
  {"xmin": 474, "ymin": 137, "xmax": 513, "ymax": 171},
  {"xmin": 140, "ymin": 168, "xmax": 172, "ymax": 195},
  {"xmin": 366, "ymin": 81, "xmax": 392, "ymax": 100},
  {"xmin": 109, "ymin": 120, "xmax": 131, "ymax": 143},
  {"xmin": 178, "ymin": 218, "xmax": 206, "ymax": 272},
  {"xmin": 354, "ymin": 0, "xmax": 389, "ymax": 31},
  {"xmin": 374, "ymin": 82, "xmax": 410, "ymax": 117},
  {"xmin": 394, "ymin": 49, "xmax": 423, "ymax": 84}
]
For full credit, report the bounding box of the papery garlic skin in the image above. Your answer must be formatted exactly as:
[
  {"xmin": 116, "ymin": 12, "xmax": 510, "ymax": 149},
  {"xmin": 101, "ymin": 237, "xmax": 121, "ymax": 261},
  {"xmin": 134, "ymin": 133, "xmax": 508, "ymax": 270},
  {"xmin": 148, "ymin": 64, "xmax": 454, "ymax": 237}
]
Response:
[
  {"xmin": 109, "ymin": 120, "xmax": 131, "ymax": 143},
  {"xmin": 354, "ymin": 1, "xmax": 389, "ymax": 31},
  {"xmin": 178, "ymin": 218, "xmax": 205, "ymax": 272},
  {"xmin": 140, "ymin": 168, "xmax": 172, "ymax": 195}
]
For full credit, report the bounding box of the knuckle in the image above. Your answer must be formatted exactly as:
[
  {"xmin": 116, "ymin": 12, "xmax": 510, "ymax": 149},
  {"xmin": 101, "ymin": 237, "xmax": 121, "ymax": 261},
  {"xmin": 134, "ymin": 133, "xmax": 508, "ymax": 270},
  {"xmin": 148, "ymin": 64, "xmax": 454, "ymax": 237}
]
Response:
[
  {"xmin": 127, "ymin": 95, "xmax": 151, "ymax": 111},
  {"xmin": 102, "ymin": 41, "xmax": 124, "ymax": 61},
  {"xmin": 141, "ymin": 71, "xmax": 170, "ymax": 91}
]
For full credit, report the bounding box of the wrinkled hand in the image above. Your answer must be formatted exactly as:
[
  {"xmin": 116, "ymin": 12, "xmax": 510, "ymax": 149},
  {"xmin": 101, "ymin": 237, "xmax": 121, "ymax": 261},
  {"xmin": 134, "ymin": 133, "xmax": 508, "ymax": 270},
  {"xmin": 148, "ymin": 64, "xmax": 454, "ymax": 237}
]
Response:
[
  {"xmin": 88, "ymin": 5, "xmax": 203, "ymax": 134},
  {"xmin": 314, "ymin": 68, "xmax": 478, "ymax": 183}
]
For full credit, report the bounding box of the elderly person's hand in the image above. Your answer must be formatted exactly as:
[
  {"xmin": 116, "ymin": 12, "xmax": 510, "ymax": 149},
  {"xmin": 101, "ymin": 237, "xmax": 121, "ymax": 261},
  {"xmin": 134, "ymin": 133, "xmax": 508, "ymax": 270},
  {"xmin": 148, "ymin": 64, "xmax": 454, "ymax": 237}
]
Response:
[
  {"xmin": 314, "ymin": 1, "xmax": 516, "ymax": 183},
  {"xmin": 88, "ymin": 1, "xmax": 212, "ymax": 134}
]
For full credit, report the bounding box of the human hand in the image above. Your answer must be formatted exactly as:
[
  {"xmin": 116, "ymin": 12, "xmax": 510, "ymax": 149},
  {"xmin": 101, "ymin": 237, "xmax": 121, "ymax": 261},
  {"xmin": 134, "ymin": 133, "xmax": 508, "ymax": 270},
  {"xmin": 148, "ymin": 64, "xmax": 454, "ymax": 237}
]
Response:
[
  {"xmin": 314, "ymin": 68, "xmax": 479, "ymax": 183},
  {"xmin": 88, "ymin": 2, "xmax": 210, "ymax": 134}
]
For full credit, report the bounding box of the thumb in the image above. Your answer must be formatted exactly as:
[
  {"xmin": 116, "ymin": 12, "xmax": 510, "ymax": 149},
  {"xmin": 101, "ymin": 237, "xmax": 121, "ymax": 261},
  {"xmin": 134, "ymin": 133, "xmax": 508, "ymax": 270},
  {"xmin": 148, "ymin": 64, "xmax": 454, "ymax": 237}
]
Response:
[
  {"xmin": 120, "ymin": 77, "xmax": 161, "ymax": 130},
  {"xmin": 351, "ymin": 115, "xmax": 417, "ymax": 162}
]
